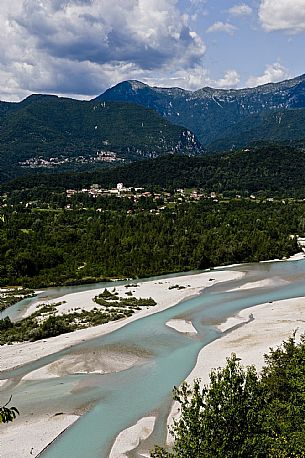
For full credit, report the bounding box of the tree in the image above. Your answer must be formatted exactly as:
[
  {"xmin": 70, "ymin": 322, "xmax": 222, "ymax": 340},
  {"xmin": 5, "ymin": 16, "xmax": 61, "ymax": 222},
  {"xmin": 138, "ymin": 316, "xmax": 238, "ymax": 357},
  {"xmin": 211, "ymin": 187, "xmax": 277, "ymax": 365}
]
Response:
[
  {"xmin": 152, "ymin": 355, "xmax": 265, "ymax": 458},
  {"xmin": 152, "ymin": 337, "xmax": 305, "ymax": 457},
  {"xmin": 260, "ymin": 334, "xmax": 305, "ymax": 457}
]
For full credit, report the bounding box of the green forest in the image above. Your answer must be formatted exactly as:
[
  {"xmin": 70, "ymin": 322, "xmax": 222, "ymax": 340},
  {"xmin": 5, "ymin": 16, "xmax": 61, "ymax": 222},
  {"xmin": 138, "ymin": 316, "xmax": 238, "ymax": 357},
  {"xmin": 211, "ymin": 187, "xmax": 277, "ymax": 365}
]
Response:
[
  {"xmin": 4, "ymin": 144, "xmax": 305, "ymax": 197},
  {"xmin": 0, "ymin": 95, "xmax": 201, "ymax": 182},
  {"xmin": 0, "ymin": 199, "xmax": 300, "ymax": 288}
]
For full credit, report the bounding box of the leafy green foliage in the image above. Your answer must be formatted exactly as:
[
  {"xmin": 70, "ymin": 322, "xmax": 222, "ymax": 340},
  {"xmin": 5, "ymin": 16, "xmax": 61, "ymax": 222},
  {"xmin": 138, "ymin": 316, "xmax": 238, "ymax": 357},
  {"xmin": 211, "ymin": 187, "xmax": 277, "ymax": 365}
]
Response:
[
  {"xmin": 0, "ymin": 313, "xmax": 74, "ymax": 345},
  {"xmin": 93, "ymin": 292, "xmax": 156, "ymax": 309},
  {"xmin": 260, "ymin": 335, "xmax": 305, "ymax": 456},
  {"xmin": 152, "ymin": 336, "xmax": 305, "ymax": 457},
  {"xmin": 0, "ymin": 396, "xmax": 19, "ymax": 424},
  {"xmin": 0, "ymin": 295, "xmax": 157, "ymax": 344},
  {"xmin": 0, "ymin": 200, "xmax": 299, "ymax": 287}
]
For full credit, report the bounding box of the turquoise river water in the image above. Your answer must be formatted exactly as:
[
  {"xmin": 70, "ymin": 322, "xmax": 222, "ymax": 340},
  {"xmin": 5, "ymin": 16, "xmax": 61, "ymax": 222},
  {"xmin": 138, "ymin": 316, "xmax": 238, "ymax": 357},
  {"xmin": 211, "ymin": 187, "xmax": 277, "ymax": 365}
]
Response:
[{"xmin": 1, "ymin": 258, "xmax": 305, "ymax": 457}]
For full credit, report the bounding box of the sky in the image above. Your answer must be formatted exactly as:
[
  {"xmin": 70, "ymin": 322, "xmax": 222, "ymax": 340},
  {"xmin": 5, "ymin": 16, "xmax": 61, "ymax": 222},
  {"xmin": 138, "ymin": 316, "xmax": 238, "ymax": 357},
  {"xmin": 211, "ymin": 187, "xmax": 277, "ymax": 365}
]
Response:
[{"xmin": 1, "ymin": 0, "xmax": 305, "ymax": 101}]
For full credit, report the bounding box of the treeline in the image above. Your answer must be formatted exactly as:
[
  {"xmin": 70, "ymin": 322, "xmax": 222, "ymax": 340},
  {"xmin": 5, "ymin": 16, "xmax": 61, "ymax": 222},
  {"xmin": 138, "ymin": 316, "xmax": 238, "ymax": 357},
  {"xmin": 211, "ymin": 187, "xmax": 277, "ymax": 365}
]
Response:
[
  {"xmin": 152, "ymin": 335, "xmax": 305, "ymax": 457},
  {"xmin": 0, "ymin": 200, "xmax": 300, "ymax": 287},
  {"xmin": 4, "ymin": 144, "xmax": 305, "ymax": 197},
  {"xmin": 4, "ymin": 191, "xmax": 162, "ymax": 212}
]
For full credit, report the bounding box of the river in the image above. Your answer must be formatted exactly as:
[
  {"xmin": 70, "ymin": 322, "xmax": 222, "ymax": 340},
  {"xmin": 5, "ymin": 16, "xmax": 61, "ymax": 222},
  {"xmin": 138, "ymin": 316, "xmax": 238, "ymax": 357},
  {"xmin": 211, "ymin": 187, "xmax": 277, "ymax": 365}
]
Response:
[{"xmin": 1, "ymin": 257, "xmax": 305, "ymax": 457}]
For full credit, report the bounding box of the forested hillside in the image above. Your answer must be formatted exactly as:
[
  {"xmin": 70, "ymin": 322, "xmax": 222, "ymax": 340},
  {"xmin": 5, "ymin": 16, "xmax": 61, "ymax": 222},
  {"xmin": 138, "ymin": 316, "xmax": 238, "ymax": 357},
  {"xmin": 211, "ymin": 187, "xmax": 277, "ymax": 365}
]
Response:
[
  {"xmin": 0, "ymin": 95, "xmax": 202, "ymax": 182},
  {"xmin": 98, "ymin": 75, "xmax": 305, "ymax": 149},
  {"xmin": 4, "ymin": 144, "xmax": 305, "ymax": 197},
  {"xmin": 209, "ymin": 109, "xmax": 305, "ymax": 151}
]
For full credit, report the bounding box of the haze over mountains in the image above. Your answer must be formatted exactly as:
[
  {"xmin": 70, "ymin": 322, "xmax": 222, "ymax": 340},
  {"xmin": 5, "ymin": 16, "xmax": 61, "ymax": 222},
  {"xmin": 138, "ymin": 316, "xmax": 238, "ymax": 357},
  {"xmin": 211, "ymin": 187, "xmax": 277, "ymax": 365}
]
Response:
[{"xmin": 98, "ymin": 74, "xmax": 305, "ymax": 150}]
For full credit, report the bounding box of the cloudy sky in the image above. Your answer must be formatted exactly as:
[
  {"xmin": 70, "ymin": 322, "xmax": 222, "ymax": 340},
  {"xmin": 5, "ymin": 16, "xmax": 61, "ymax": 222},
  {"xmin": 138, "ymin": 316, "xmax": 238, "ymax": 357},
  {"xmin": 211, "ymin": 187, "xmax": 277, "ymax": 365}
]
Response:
[{"xmin": 1, "ymin": 0, "xmax": 305, "ymax": 101}]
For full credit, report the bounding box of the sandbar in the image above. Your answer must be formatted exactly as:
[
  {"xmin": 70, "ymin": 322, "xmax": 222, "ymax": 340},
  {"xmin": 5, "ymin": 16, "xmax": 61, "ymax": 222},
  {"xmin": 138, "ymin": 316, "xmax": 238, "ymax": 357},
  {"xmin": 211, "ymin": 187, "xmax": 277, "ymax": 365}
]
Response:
[
  {"xmin": 0, "ymin": 414, "xmax": 78, "ymax": 458},
  {"xmin": 109, "ymin": 416, "xmax": 155, "ymax": 458},
  {"xmin": 0, "ymin": 269, "xmax": 241, "ymax": 458},
  {"xmin": 166, "ymin": 319, "xmax": 197, "ymax": 335},
  {"xmin": 167, "ymin": 294, "xmax": 305, "ymax": 444},
  {"xmin": 0, "ymin": 269, "xmax": 242, "ymax": 373}
]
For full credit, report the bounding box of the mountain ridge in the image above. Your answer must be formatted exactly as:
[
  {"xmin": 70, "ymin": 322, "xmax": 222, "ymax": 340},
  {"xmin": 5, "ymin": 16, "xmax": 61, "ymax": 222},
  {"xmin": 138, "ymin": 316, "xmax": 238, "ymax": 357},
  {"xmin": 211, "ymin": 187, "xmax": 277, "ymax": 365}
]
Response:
[
  {"xmin": 97, "ymin": 74, "xmax": 305, "ymax": 149},
  {"xmin": 0, "ymin": 96, "xmax": 203, "ymax": 183},
  {"xmin": 104, "ymin": 73, "xmax": 305, "ymax": 98}
]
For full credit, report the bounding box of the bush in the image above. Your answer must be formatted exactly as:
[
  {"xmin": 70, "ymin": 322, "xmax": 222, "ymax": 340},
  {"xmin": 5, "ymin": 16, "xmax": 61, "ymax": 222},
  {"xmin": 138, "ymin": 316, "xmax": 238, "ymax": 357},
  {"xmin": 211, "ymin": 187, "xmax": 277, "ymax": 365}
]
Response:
[{"xmin": 152, "ymin": 336, "xmax": 305, "ymax": 457}]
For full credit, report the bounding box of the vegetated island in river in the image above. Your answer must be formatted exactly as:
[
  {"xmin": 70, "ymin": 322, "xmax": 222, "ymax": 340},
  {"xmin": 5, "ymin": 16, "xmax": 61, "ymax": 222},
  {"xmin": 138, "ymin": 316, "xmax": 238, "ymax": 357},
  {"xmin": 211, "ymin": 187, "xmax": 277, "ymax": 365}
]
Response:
[
  {"xmin": 0, "ymin": 268, "xmax": 243, "ymax": 457},
  {"xmin": 0, "ymin": 289, "xmax": 156, "ymax": 345},
  {"xmin": 1, "ymin": 257, "xmax": 305, "ymax": 458},
  {"xmin": 0, "ymin": 287, "xmax": 35, "ymax": 312}
]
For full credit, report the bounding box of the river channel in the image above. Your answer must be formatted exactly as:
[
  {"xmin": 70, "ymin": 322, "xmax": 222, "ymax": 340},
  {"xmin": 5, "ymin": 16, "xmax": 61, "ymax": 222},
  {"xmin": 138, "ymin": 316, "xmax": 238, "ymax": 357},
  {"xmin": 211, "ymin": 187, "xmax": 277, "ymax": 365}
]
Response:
[{"xmin": 1, "ymin": 258, "xmax": 305, "ymax": 457}]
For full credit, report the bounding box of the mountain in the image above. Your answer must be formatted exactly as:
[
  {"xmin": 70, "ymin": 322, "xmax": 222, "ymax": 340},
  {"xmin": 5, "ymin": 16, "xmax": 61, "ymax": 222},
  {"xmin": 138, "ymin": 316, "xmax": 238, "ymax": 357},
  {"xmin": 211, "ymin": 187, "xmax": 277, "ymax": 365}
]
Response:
[
  {"xmin": 97, "ymin": 75, "xmax": 305, "ymax": 149},
  {"xmin": 209, "ymin": 108, "xmax": 305, "ymax": 150},
  {"xmin": 0, "ymin": 95, "xmax": 202, "ymax": 182}
]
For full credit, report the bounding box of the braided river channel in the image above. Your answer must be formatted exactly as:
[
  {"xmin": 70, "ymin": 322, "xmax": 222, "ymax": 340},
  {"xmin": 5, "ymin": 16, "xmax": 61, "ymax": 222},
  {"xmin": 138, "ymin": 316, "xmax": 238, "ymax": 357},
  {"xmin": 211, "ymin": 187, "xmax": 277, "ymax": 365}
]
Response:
[{"xmin": 1, "ymin": 257, "xmax": 305, "ymax": 457}]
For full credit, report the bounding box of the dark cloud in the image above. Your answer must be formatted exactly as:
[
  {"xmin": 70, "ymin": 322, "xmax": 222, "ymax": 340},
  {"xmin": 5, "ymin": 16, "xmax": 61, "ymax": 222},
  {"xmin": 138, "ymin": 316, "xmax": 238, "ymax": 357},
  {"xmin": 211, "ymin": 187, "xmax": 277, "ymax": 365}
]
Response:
[
  {"xmin": 0, "ymin": 0, "xmax": 206, "ymax": 100},
  {"xmin": 14, "ymin": 0, "xmax": 204, "ymax": 68}
]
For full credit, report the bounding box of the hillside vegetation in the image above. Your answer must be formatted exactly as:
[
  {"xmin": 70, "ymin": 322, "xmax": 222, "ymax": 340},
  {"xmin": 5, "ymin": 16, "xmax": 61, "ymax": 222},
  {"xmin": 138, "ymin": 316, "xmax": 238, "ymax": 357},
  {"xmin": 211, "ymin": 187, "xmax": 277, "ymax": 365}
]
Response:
[
  {"xmin": 4, "ymin": 144, "xmax": 305, "ymax": 197},
  {"xmin": 209, "ymin": 109, "xmax": 305, "ymax": 151},
  {"xmin": 0, "ymin": 95, "xmax": 202, "ymax": 182},
  {"xmin": 0, "ymin": 199, "xmax": 299, "ymax": 287},
  {"xmin": 99, "ymin": 75, "xmax": 305, "ymax": 149}
]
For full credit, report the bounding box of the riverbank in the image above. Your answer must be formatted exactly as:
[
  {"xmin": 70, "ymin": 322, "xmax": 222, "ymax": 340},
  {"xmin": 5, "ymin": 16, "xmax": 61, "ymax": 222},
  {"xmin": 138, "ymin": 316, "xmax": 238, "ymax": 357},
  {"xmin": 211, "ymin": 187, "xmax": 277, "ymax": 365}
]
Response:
[
  {"xmin": 167, "ymin": 293, "xmax": 305, "ymax": 446},
  {"xmin": 0, "ymin": 287, "xmax": 36, "ymax": 312},
  {"xmin": 0, "ymin": 269, "xmax": 242, "ymax": 373},
  {"xmin": 1, "ymin": 254, "xmax": 304, "ymax": 458},
  {"xmin": 189, "ymin": 295, "xmax": 305, "ymax": 382},
  {"xmin": 0, "ymin": 268, "xmax": 242, "ymax": 458}
]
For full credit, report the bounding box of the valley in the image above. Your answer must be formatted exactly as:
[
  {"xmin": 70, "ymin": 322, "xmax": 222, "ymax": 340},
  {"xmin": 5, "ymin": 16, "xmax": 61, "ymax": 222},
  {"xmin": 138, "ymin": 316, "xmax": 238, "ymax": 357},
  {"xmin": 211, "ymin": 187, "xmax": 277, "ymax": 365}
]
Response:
[
  {"xmin": 1, "ymin": 1, "xmax": 305, "ymax": 456},
  {"xmin": 1, "ymin": 73, "xmax": 305, "ymax": 458}
]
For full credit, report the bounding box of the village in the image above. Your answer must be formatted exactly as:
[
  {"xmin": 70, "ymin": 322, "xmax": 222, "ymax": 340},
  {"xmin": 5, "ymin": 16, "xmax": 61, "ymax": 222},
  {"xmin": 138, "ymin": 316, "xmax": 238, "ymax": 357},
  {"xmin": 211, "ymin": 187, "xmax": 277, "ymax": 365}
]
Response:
[
  {"xmin": 19, "ymin": 151, "xmax": 123, "ymax": 169},
  {"xmin": 64, "ymin": 182, "xmax": 288, "ymax": 205},
  {"xmin": 0, "ymin": 181, "xmax": 295, "ymax": 216}
]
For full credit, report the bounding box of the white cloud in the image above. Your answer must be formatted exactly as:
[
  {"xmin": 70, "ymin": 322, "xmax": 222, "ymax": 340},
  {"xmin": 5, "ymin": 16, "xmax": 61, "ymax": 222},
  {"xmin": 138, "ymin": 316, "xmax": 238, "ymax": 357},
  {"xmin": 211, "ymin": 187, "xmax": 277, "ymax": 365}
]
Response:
[
  {"xmin": 246, "ymin": 63, "xmax": 291, "ymax": 87},
  {"xmin": 228, "ymin": 4, "xmax": 253, "ymax": 16},
  {"xmin": 214, "ymin": 70, "xmax": 240, "ymax": 88},
  {"xmin": 0, "ymin": 0, "xmax": 206, "ymax": 100},
  {"xmin": 143, "ymin": 66, "xmax": 211, "ymax": 90},
  {"xmin": 147, "ymin": 67, "xmax": 240, "ymax": 90},
  {"xmin": 259, "ymin": 0, "xmax": 305, "ymax": 34},
  {"xmin": 15, "ymin": 0, "xmax": 205, "ymax": 68},
  {"xmin": 206, "ymin": 21, "xmax": 236, "ymax": 35}
]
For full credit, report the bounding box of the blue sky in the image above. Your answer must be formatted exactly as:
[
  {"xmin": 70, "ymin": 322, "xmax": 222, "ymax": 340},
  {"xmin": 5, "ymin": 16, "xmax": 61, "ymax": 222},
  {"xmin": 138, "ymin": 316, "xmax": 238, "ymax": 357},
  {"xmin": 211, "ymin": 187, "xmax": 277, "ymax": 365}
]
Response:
[
  {"xmin": 178, "ymin": 0, "xmax": 305, "ymax": 87},
  {"xmin": 0, "ymin": 0, "xmax": 305, "ymax": 101}
]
